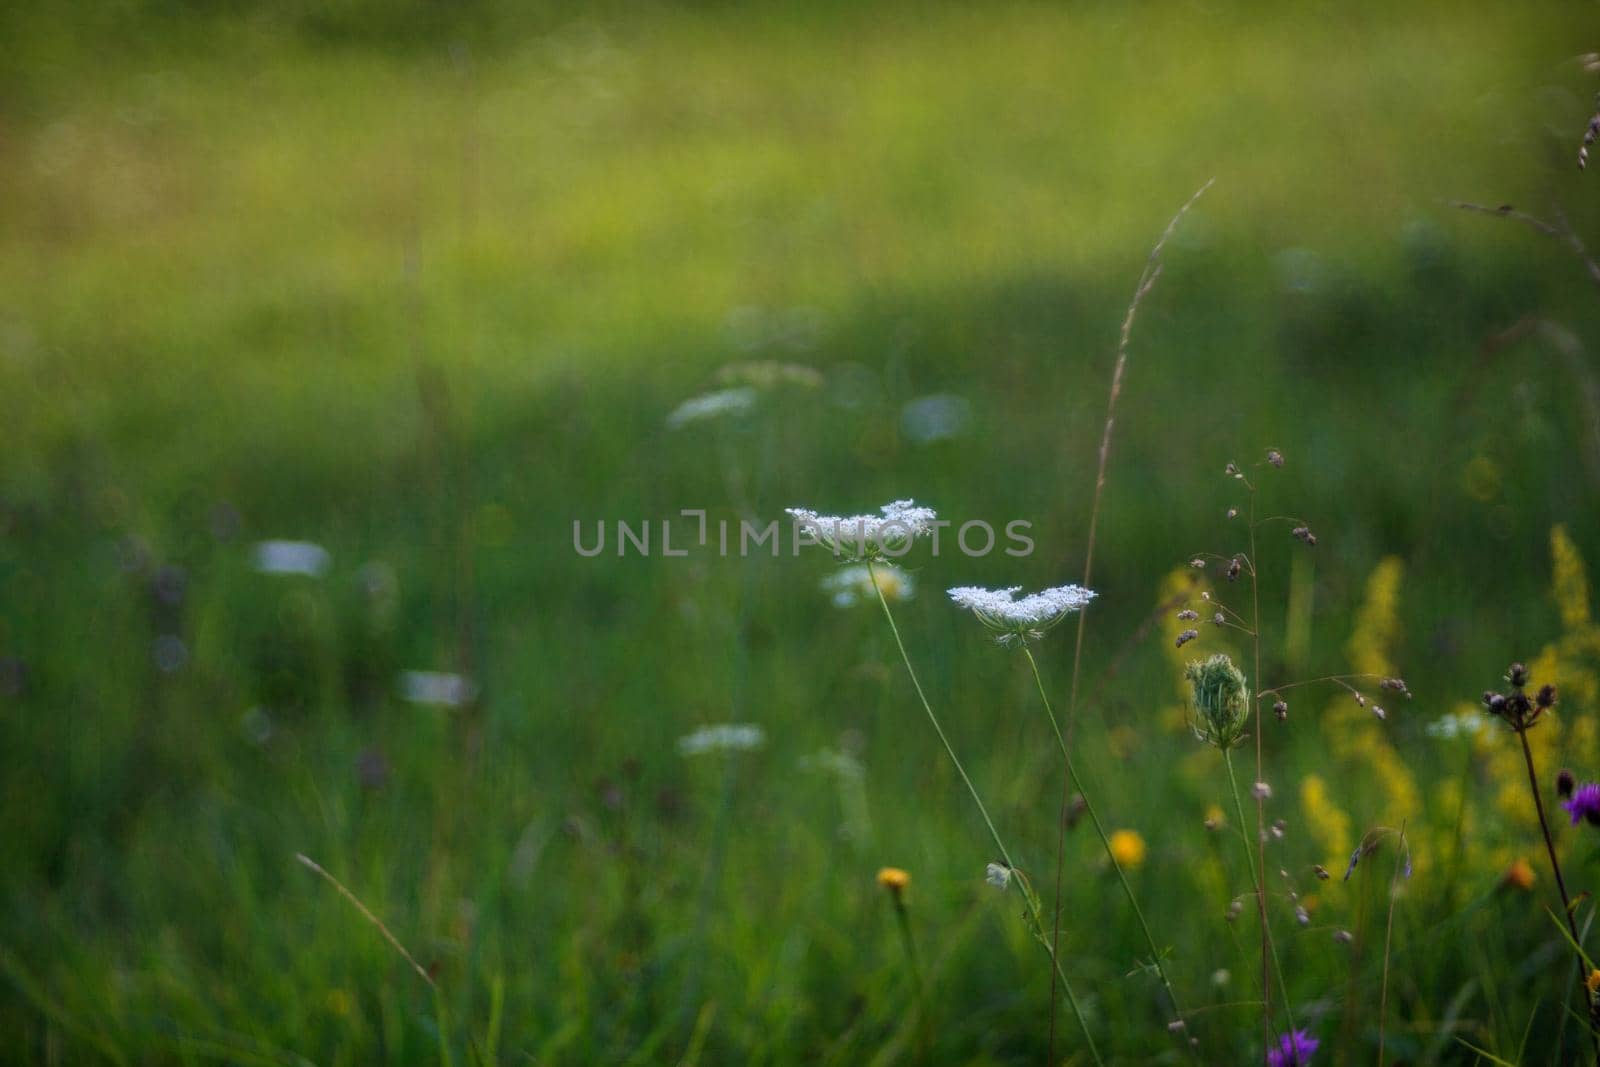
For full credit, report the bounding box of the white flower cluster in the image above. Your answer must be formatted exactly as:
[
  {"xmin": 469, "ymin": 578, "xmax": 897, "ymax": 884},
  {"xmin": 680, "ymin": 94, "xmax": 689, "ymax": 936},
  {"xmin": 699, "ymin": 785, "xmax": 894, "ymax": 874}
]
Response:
[
  {"xmin": 678, "ymin": 723, "xmax": 766, "ymax": 757},
  {"xmin": 786, "ymin": 500, "xmax": 936, "ymax": 559},
  {"xmin": 253, "ymin": 540, "xmax": 331, "ymax": 577},
  {"xmin": 398, "ymin": 670, "xmax": 478, "ymax": 707},
  {"xmin": 822, "ymin": 563, "xmax": 914, "ymax": 608},
  {"xmin": 666, "ymin": 387, "xmax": 757, "ymax": 429},
  {"xmin": 946, "ymin": 584, "xmax": 1096, "ymax": 645}
]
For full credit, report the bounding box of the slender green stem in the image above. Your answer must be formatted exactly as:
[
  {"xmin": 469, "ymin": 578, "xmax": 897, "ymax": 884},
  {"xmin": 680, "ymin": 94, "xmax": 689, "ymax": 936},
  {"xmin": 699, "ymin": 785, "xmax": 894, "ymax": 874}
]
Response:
[
  {"xmin": 1248, "ymin": 491, "xmax": 1271, "ymax": 1051},
  {"xmin": 867, "ymin": 562, "xmax": 1102, "ymax": 1065},
  {"xmin": 1223, "ymin": 747, "xmax": 1297, "ymax": 1040},
  {"xmin": 1377, "ymin": 822, "xmax": 1406, "ymax": 1067},
  {"xmin": 889, "ymin": 895, "xmax": 929, "ymax": 1062},
  {"xmin": 1023, "ymin": 647, "xmax": 1198, "ymax": 1059},
  {"xmin": 867, "ymin": 561, "xmax": 1010, "ymax": 869}
]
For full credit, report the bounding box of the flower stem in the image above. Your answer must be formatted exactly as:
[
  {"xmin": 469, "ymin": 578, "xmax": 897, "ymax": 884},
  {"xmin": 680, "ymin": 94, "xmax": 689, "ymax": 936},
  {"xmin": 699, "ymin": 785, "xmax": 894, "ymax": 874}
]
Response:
[
  {"xmin": 1023, "ymin": 647, "xmax": 1198, "ymax": 1060},
  {"xmin": 1377, "ymin": 822, "xmax": 1407, "ymax": 1067},
  {"xmin": 867, "ymin": 562, "xmax": 1103, "ymax": 1065},
  {"xmin": 1248, "ymin": 491, "xmax": 1271, "ymax": 1052},
  {"xmin": 1222, "ymin": 746, "xmax": 1297, "ymax": 1040},
  {"xmin": 1516, "ymin": 727, "xmax": 1600, "ymax": 1063},
  {"xmin": 889, "ymin": 894, "xmax": 930, "ymax": 1062}
]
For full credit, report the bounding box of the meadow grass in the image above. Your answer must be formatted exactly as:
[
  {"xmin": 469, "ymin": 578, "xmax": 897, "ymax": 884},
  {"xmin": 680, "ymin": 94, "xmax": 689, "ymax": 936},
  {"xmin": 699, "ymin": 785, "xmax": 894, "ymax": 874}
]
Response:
[{"xmin": 3, "ymin": 1, "xmax": 1600, "ymax": 1062}]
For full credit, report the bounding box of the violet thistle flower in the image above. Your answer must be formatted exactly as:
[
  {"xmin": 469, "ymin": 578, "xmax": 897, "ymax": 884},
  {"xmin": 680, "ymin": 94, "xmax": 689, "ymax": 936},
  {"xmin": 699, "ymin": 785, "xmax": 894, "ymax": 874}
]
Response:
[
  {"xmin": 1564, "ymin": 783, "xmax": 1600, "ymax": 827},
  {"xmin": 1265, "ymin": 1028, "xmax": 1319, "ymax": 1066}
]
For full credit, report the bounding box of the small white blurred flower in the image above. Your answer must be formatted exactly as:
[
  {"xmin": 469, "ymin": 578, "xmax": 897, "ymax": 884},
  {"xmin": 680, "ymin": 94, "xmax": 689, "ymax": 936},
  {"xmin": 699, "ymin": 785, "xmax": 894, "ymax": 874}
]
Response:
[
  {"xmin": 947, "ymin": 584, "xmax": 1096, "ymax": 646},
  {"xmin": 666, "ymin": 387, "xmax": 757, "ymax": 429},
  {"xmin": 787, "ymin": 500, "xmax": 936, "ymax": 560},
  {"xmin": 1427, "ymin": 710, "xmax": 1487, "ymax": 740},
  {"xmin": 901, "ymin": 394, "xmax": 971, "ymax": 445},
  {"xmin": 800, "ymin": 748, "xmax": 864, "ymax": 780},
  {"xmin": 985, "ymin": 862, "xmax": 1012, "ymax": 889},
  {"xmin": 253, "ymin": 540, "xmax": 331, "ymax": 577},
  {"xmin": 1211, "ymin": 968, "xmax": 1231, "ymax": 987},
  {"xmin": 822, "ymin": 564, "xmax": 914, "ymax": 608},
  {"xmin": 398, "ymin": 670, "xmax": 478, "ymax": 707},
  {"xmin": 678, "ymin": 723, "xmax": 765, "ymax": 757}
]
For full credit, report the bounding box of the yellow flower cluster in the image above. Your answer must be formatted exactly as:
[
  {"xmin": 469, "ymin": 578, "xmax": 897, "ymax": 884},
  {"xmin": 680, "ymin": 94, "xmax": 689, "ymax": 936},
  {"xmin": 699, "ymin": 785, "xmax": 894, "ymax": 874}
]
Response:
[
  {"xmin": 1300, "ymin": 774, "xmax": 1352, "ymax": 872},
  {"xmin": 1320, "ymin": 558, "xmax": 1421, "ymax": 869},
  {"xmin": 1485, "ymin": 528, "xmax": 1600, "ymax": 830}
]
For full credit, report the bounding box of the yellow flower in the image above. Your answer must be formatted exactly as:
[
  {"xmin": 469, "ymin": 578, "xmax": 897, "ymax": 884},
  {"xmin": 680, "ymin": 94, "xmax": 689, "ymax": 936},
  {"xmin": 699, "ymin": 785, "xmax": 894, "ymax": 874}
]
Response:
[
  {"xmin": 1587, "ymin": 969, "xmax": 1600, "ymax": 996},
  {"xmin": 1504, "ymin": 857, "xmax": 1536, "ymax": 892},
  {"xmin": 1203, "ymin": 804, "xmax": 1226, "ymax": 831},
  {"xmin": 1300, "ymin": 774, "xmax": 1353, "ymax": 871},
  {"xmin": 876, "ymin": 867, "xmax": 911, "ymax": 892},
  {"xmin": 1108, "ymin": 830, "xmax": 1147, "ymax": 869}
]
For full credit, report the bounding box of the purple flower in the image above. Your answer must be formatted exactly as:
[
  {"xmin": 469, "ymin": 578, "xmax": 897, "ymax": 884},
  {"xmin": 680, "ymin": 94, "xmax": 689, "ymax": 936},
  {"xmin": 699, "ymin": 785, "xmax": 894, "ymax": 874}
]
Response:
[
  {"xmin": 1563, "ymin": 783, "xmax": 1600, "ymax": 827},
  {"xmin": 1266, "ymin": 1030, "xmax": 1319, "ymax": 1067}
]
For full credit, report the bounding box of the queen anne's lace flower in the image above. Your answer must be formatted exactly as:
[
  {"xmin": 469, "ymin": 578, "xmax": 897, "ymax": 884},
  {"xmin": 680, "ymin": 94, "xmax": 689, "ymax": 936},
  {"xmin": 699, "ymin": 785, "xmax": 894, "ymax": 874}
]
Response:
[
  {"xmin": 678, "ymin": 723, "xmax": 765, "ymax": 756},
  {"xmin": 946, "ymin": 584, "xmax": 1096, "ymax": 645},
  {"xmin": 666, "ymin": 387, "xmax": 757, "ymax": 429},
  {"xmin": 786, "ymin": 500, "xmax": 937, "ymax": 559}
]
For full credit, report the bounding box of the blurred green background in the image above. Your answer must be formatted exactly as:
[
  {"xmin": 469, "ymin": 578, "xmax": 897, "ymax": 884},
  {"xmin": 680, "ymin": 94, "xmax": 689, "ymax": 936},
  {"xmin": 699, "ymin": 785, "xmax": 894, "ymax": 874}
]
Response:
[{"xmin": 3, "ymin": 1, "xmax": 1600, "ymax": 1063}]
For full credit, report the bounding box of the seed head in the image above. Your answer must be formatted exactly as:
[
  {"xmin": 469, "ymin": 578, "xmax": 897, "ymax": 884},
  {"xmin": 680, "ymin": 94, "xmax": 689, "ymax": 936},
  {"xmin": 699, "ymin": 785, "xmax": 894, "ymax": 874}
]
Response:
[
  {"xmin": 1185, "ymin": 653, "xmax": 1251, "ymax": 750},
  {"xmin": 1273, "ymin": 699, "xmax": 1288, "ymax": 721},
  {"xmin": 1559, "ymin": 769, "xmax": 1577, "ymax": 799},
  {"xmin": 1267, "ymin": 449, "xmax": 1284, "ymax": 468}
]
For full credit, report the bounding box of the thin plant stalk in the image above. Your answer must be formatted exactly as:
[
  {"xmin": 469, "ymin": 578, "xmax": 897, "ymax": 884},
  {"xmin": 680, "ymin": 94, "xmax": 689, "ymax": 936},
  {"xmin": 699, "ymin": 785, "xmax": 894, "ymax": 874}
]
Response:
[
  {"xmin": 1022, "ymin": 646, "xmax": 1198, "ymax": 1061},
  {"xmin": 1378, "ymin": 822, "xmax": 1407, "ymax": 1067},
  {"xmin": 1515, "ymin": 728, "xmax": 1600, "ymax": 1063},
  {"xmin": 1248, "ymin": 488, "xmax": 1272, "ymax": 1051},
  {"xmin": 1052, "ymin": 176, "xmax": 1214, "ymax": 1059},
  {"xmin": 888, "ymin": 890, "xmax": 930, "ymax": 1061},
  {"xmin": 866, "ymin": 562, "xmax": 1103, "ymax": 1065},
  {"xmin": 1221, "ymin": 749, "xmax": 1297, "ymax": 1040}
]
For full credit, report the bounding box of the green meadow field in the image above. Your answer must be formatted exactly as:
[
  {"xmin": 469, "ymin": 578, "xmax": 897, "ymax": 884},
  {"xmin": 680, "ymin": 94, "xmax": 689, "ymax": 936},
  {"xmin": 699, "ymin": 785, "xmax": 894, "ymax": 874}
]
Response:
[{"xmin": 4, "ymin": 2, "xmax": 1600, "ymax": 1063}]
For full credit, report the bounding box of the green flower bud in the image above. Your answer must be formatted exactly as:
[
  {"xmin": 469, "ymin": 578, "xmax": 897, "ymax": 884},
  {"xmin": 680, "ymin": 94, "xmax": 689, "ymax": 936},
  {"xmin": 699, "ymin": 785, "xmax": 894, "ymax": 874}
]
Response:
[{"xmin": 1186, "ymin": 653, "xmax": 1251, "ymax": 750}]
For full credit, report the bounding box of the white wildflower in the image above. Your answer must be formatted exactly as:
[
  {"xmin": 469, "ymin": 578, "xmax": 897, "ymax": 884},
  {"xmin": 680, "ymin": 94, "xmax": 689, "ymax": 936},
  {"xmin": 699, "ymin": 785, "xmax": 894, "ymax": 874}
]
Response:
[
  {"xmin": 985, "ymin": 862, "xmax": 1012, "ymax": 889},
  {"xmin": 946, "ymin": 584, "xmax": 1096, "ymax": 646},
  {"xmin": 822, "ymin": 563, "xmax": 914, "ymax": 607},
  {"xmin": 666, "ymin": 387, "xmax": 757, "ymax": 429},
  {"xmin": 253, "ymin": 540, "xmax": 331, "ymax": 577},
  {"xmin": 678, "ymin": 723, "xmax": 766, "ymax": 757},
  {"xmin": 900, "ymin": 394, "xmax": 971, "ymax": 444},
  {"xmin": 800, "ymin": 749, "xmax": 864, "ymax": 780},
  {"xmin": 786, "ymin": 500, "xmax": 936, "ymax": 559},
  {"xmin": 399, "ymin": 670, "xmax": 478, "ymax": 707},
  {"xmin": 1427, "ymin": 709, "xmax": 1487, "ymax": 740}
]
